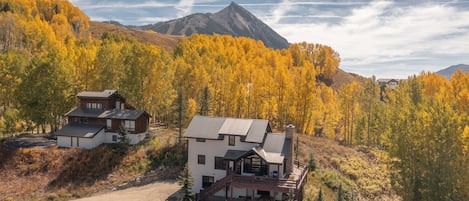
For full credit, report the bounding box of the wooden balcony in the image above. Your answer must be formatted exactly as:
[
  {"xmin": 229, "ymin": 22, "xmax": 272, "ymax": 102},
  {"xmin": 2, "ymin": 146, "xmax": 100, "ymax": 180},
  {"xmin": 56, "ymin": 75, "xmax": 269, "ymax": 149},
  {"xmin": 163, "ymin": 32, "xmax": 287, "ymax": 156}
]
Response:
[{"xmin": 198, "ymin": 163, "xmax": 308, "ymax": 201}]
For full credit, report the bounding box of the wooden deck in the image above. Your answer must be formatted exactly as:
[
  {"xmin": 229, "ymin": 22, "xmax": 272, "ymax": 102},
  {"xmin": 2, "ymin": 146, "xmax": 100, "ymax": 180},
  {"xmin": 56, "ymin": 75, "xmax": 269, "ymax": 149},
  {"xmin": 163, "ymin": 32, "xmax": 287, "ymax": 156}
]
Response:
[{"xmin": 198, "ymin": 163, "xmax": 308, "ymax": 201}]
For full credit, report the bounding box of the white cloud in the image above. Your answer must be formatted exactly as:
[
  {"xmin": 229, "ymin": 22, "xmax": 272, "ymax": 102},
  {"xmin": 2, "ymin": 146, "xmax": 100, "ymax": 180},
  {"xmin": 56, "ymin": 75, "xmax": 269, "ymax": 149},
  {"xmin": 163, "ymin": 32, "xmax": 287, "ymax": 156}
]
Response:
[
  {"xmin": 270, "ymin": 0, "xmax": 469, "ymax": 78},
  {"xmin": 176, "ymin": 0, "xmax": 195, "ymax": 17}
]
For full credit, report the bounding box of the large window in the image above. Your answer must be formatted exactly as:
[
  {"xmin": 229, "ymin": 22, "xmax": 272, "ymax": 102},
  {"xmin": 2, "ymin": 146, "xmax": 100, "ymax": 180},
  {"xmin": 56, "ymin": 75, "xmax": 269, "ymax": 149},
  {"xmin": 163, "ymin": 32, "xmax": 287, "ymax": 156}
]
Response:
[
  {"xmin": 198, "ymin": 155, "xmax": 205, "ymax": 165},
  {"xmin": 214, "ymin": 157, "xmax": 226, "ymax": 170},
  {"xmin": 202, "ymin": 176, "xmax": 214, "ymax": 188},
  {"xmin": 124, "ymin": 120, "xmax": 135, "ymax": 131},
  {"xmin": 243, "ymin": 154, "xmax": 267, "ymax": 175},
  {"xmin": 228, "ymin": 136, "xmax": 235, "ymax": 146}
]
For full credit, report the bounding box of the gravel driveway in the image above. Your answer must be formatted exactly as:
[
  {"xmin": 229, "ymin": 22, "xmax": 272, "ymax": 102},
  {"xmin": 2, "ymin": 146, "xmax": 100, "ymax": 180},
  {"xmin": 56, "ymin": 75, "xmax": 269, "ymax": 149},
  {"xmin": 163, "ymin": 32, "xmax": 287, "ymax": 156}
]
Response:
[{"xmin": 72, "ymin": 180, "xmax": 182, "ymax": 201}]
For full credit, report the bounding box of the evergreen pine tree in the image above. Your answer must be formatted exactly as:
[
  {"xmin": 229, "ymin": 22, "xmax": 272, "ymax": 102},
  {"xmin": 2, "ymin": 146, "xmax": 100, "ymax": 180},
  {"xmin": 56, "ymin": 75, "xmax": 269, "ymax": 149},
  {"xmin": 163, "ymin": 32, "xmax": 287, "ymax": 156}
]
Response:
[
  {"xmin": 337, "ymin": 184, "xmax": 344, "ymax": 201},
  {"xmin": 316, "ymin": 186, "xmax": 324, "ymax": 201},
  {"xmin": 178, "ymin": 163, "xmax": 194, "ymax": 201},
  {"xmin": 308, "ymin": 153, "xmax": 316, "ymax": 171}
]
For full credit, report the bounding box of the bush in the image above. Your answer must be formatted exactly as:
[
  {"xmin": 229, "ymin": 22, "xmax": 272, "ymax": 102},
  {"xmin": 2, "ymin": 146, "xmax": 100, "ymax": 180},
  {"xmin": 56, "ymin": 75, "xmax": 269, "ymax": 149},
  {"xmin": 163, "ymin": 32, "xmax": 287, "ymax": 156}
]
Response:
[{"xmin": 320, "ymin": 170, "xmax": 356, "ymax": 201}]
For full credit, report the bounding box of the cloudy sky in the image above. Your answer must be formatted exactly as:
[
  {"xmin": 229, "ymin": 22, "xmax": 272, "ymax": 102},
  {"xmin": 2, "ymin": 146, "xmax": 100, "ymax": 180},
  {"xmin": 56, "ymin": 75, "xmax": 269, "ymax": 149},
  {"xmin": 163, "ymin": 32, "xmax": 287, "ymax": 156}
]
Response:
[{"xmin": 70, "ymin": 0, "xmax": 469, "ymax": 78}]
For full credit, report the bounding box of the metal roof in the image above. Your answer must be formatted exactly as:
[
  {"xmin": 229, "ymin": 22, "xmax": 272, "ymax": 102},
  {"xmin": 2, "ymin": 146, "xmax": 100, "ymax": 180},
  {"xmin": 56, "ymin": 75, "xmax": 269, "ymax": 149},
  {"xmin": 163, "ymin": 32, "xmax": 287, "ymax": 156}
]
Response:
[
  {"xmin": 77, "ymin": 90, "xmax": 118, "ymax": 99},
  {"xmin": 55, "ymin": 124, "xmax": 104, "ymax": 138},
  {"xmin": 252, "ymin": 146, "xmax": 284, "ymax": 164},
  {"xmin": 99, "ymin": 109, "xmax": 146, "ymax": 120},
  {"xmin": 65, "ymin": 107, "xmax": 103, "ymax": 118},
  {"xmin": 184, "ymin": 116, "xmax": 226, "ymax": 139},
  {"xmin": 244, "ymin": 120, "xmax": 269, "ymax": 143},
  {"xmin": 262, "ymin": 133, "xmax": 286, "ymax": 154},
  {"xmin": 66, "ymin": 107, "xmax": 146, "ymax": 120},
  {"xmin": 183, "ymin": 116, "xmax": 270, "ymax": 141},
  {"xmin": 219, "ymin": 118, "xmax": 253, "ymax": 136}
]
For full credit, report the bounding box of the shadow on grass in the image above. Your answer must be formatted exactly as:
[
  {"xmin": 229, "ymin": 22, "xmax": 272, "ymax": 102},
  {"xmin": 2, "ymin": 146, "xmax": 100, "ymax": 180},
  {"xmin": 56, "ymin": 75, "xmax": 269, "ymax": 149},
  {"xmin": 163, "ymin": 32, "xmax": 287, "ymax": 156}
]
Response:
[
  {"xmin": 46, "ymin": 144, "xmax": 127, "ymax": 191},
  {"xmin": 0, "ymin": 141, "xmax": 16, "ymax": 169}
]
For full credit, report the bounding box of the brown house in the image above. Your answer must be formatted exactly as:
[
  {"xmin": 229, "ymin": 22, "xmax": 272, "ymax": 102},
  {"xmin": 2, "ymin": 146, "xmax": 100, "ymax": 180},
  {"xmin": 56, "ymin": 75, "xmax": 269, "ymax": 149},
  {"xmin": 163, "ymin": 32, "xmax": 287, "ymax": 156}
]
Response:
[{"xmin": 55, "ymin": 90, "xmax": 150, "ymax": 149}]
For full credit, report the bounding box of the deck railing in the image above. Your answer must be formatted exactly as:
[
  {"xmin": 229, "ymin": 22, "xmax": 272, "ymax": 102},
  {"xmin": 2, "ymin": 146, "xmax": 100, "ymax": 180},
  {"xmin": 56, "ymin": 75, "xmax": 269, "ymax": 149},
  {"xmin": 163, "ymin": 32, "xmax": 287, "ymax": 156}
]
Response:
[{"xmin": 197, "ymin": 162, "xmax": 309, "ymax": 200}]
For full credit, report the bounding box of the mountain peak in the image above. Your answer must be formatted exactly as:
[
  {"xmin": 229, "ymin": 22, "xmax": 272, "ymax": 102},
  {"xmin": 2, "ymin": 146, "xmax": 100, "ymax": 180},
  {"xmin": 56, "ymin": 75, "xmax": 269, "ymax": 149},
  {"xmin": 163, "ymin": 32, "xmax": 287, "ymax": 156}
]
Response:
[
  {"xmin": 138, "ymin": 2, "xmax": 289, "ymax": 49},
  {"xmin": 436, "ymin": 64, "xmax": 469, "ymax": 79}
]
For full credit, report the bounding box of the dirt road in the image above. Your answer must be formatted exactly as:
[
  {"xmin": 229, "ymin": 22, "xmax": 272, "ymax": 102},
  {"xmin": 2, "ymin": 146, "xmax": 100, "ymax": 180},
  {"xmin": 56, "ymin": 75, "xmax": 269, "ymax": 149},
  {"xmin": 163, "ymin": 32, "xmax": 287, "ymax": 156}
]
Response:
[{"xmin": 72, "ymin": 180, "xmax": 181, "ymax": 201}]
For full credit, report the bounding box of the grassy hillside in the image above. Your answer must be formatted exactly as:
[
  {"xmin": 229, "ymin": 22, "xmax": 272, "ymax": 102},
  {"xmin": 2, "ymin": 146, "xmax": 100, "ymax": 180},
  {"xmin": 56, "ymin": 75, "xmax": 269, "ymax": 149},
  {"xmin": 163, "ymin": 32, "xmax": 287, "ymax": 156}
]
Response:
[
  {"xmin": 0, "ymin": 129, "xmax": 184, "ymax": 201},
  {"xmin": 297, "ymin": 135, "xmax": 400, "ymax": 201},
  {"xmin": 89, "ymin": 21, "xmax": 181, "ymax": 52},
  {"xmin": 0, "ymin": 129, "xmax": 399, "ymax": 201}
]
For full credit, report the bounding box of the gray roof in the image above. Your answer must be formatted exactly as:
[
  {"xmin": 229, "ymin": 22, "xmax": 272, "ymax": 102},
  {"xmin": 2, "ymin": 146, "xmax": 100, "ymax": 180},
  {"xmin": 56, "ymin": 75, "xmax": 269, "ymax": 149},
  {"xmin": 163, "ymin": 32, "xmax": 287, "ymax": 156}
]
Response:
[
  {"xmin": 183, "ymin": 115, "xmax": 269, "ymax": 141},
  {"xmin": 223, "ymin": 150, "xmax": 249, "ymax": 160},
  {"xmin": 252, "ymin": 146, "xmax": 284, "ymax": 164},
  {"xmin": 262, "ymin": 133, "xmax": 286, "ymax": 154},
  {"xmin": 77, "ymin": 90, "xmax": 118, "ymax": 99},
  {"xmin": 184, "ymin": 116, "xmax": 226, "ymax": 139},
  {"xmin": 55, "ymin": 124, "xmax": 104, "ymax": 138},
  {"xmin": 244, "ymin": 119, "xmax": 269, "ymax": 143},
  {"xmin": 99, "ymin": 109, "xmax": 147, "ymax": 120},
  {"xmin": 219, "ymin": 118, "xmax": 253, "ymax": 136},
  {"xmin": 65, "ymin": 107, "xmax": 104, "ymax": 118},
  {"xmin": 66, "ymin": 107, "xmax": 146, "ymax": 120}
]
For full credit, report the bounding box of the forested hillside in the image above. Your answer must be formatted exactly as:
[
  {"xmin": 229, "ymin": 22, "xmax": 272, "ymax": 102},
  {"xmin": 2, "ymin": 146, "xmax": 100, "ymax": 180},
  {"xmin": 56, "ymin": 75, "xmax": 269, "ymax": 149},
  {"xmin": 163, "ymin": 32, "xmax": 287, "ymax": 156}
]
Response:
[{"xmin": 0, "ymin": 1, "xmax": 468, "ymax": 201}]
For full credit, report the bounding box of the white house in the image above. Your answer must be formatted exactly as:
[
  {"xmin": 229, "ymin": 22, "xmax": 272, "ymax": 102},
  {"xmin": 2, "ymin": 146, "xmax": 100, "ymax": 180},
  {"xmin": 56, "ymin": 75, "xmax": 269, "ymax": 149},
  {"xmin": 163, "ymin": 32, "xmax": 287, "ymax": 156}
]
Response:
[
  {"xmin": 55, "ymin": 90, "xmax": 150, "ymax": 149},
  {"xmin": 184, "ymin": 115, "xmax": 308, "ymax": 201}
]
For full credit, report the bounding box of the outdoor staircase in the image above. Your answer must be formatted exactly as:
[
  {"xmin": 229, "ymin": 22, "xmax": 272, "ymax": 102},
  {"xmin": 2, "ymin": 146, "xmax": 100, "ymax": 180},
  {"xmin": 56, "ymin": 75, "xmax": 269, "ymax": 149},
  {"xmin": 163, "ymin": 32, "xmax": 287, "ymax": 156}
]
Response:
[{"xmin": 197, "ymin": 174, "xmax": 233, "ymax": 201}]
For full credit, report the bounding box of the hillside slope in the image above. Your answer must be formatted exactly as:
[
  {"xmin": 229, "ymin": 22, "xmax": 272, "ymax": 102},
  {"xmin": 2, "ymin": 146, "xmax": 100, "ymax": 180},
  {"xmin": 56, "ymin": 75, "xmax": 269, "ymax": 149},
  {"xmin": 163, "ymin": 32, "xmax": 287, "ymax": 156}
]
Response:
[
  {"xmin": 0, "ymin": 130, "xmax": 184, "ymax": 200},
  {"xmin": 297, "ymin": 135, "xmax": 400, "ymax": 201},
  {"xmin": 138, "ymin": 2, "xmax": 289, "ymax": 49},
  {"xmin": 89, "ymin": 21, "xmax": 181, "ymax": 51},
  {"xmin": 436, "ymin": 64, "xmax": 469, "ymax": 79}
]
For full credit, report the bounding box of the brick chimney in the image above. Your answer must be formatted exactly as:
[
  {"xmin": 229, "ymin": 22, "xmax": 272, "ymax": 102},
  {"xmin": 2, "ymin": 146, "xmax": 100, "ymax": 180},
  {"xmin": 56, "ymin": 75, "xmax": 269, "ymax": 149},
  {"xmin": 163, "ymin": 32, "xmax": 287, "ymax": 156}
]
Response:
[{"xmin": 285, "ymin": 124, "xmax": 295, "ymax": 175}]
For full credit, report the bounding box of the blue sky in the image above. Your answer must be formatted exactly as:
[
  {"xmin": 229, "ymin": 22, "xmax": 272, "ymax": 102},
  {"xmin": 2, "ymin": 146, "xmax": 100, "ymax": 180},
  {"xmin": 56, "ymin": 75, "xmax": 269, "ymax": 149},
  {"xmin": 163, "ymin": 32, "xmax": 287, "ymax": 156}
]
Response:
[{"xmin": 71, "ymin": 0, "xmax": 469, "ymax": 78}]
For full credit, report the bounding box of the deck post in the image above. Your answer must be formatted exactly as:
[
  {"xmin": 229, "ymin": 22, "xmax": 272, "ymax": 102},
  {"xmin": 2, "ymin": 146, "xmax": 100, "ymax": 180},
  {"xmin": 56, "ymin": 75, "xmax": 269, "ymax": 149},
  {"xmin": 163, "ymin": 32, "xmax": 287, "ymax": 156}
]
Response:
[
  {"xmin": 251, "ymin": 189, "xmax": 255, "ymax": 201},
  {"xmin": 230, "ymin": 186, "xmax": 233, "ymax": 201}
]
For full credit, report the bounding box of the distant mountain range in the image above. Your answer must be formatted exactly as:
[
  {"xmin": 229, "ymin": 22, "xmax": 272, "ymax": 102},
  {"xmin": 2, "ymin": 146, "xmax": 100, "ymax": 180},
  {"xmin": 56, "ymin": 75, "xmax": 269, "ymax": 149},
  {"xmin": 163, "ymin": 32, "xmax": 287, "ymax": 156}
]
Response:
[
  {"xmin": 134, "ymin": 2, "xmax": 289, "ymax": 49},
  {"xmin": 436, "ymin": 64, "xmax": 469, "ymax": 79}
]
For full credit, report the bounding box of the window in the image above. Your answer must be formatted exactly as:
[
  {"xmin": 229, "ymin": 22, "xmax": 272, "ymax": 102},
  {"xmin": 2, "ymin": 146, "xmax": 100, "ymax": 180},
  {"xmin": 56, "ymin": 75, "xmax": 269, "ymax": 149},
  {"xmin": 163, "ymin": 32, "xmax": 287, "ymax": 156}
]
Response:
[
  {"xmin": 124, "ymin": 120, "xmax": 135, "ymax": 131},
  {"xmin": 86, "ymin": 103, "xmax": 92, "ymax": 108},
  {"xmin": 96, "ymin": 103, "xmax": 102, "ymax": 109},
  {"xmin": 196, "ymin": 138, "xmax": 206, "ymax": 142},
  {"xmin": 228, "ymin": 136, "xmax": 235, "ymax": 146},
  {"xmin": 112, "ymin": 135, "xmax": 118, "ymax": 142},
  {"xmin": 91, "ymin": 103, "xmax": 97, "ymax": 109},
  {"xmin": 116, "ymin": 101, "xmax": 121, "ymax": 110},
  {"xmin": 243, "ymin": 154, "xmax": 267, "ymax": 175},
  {"xmin": 198, "ymin": 155, "xmax": 205, "ymax": 164},
  {"xmin": 215, "ymin": 157, "xmax": 226, "ymax": 170},
  {"xmin": 106, "ymin": 119, "xmax": 112, "ymax": 129},
  {"xmin": 202, "ymin": 176, "xmax": 214, "ymax": 188}
]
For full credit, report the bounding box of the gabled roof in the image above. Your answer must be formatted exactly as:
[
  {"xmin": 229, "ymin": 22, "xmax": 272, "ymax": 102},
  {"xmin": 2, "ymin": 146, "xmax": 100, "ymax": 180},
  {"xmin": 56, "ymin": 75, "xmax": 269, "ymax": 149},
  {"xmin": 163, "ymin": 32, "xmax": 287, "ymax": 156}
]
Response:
[
  {"xmin": 66, "ymin": 107, "xmax": 148, "ymax": 120},
  {"xmin": 262, "ymin": 133, "xmax": 286, "ymax": 154},
  {"xmin": 183, "ymin": 115, "xmax": 270, "ymax": 142},
  {"xmin": 252, "ymin": 146, "xmax": 284, "ymax": 164},
  {"xmin": 55, "ymin": 124, "xmax": 104, "ymax": 138},
  {"xmin": 77, "ymin": 90, "xmax": 119, "ymax": 99}
]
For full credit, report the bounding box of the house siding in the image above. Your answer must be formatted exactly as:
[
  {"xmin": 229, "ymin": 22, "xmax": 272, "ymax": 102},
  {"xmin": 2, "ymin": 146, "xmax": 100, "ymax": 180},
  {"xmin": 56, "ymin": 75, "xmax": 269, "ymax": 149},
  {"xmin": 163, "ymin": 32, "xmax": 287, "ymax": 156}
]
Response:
[{"xmin": 188, "ymin": 136, "xmax": 263, "ymax": 194}]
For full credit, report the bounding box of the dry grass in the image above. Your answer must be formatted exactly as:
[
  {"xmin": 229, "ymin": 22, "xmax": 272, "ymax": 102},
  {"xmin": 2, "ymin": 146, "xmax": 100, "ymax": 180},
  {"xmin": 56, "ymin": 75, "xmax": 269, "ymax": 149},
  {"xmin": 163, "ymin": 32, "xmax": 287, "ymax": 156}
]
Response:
[
  {"xmin": 88, "ymin": 21, "xmax": 181, "ymax": 52},
  {"xmin": 297, "ymin": 135, "xmax": 400, "ymax": 201},
  {"xmin": 0, "ymin": 128, "xmax": 183, "ymax": 201}
]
